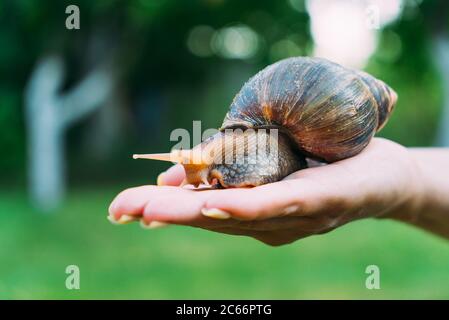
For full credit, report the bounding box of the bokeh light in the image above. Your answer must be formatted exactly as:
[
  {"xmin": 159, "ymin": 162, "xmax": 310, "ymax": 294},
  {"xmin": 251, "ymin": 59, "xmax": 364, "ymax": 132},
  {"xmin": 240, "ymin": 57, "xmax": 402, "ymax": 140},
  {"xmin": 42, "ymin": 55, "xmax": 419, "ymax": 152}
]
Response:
[
  {"xmin": 211, "ymin": 24, "xmax": 260, "ymax": 60},
  {"xmin": 306, "ymin": 0, "xmax": 403, "ymax": 68},
  {"xmin": 186, "ymin": 25, "xmax": 215, "ymax": 58}
]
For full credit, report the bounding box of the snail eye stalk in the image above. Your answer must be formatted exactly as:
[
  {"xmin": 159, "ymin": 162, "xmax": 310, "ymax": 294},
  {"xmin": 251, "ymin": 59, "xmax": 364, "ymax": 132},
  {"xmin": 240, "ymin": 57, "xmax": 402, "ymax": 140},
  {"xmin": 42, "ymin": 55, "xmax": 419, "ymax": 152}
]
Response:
[
  {"xmin": 133, "ymin": 153, "xmax": 174, "ymax": 162},
  {"xmin": 133, "ymin": 150, "xmax": 199, "ymax": 164}
]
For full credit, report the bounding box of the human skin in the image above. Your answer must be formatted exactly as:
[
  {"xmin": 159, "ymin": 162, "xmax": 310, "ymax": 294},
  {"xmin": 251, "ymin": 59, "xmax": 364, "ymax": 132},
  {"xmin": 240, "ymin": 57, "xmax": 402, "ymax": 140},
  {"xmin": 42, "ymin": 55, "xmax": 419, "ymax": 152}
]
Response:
[{"xmin": 108, "ymin": 138, "xmax": 449, "ymax": 246}]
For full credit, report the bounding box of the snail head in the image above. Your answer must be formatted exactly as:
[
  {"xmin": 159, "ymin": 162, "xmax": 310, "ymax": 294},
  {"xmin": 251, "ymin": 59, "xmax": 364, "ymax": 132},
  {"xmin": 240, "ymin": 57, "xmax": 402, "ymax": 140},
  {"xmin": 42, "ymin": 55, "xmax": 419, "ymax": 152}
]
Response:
[{"xmin": 133, "ymin": 129, "xmax": 306, "ymax": 188}]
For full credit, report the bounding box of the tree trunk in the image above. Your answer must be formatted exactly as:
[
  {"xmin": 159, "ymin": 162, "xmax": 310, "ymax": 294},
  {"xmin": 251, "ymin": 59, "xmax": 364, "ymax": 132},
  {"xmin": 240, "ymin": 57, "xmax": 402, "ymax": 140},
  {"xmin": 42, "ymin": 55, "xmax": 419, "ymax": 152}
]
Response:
[
  {"xmin": 25, "ymin": 57, "xmax": 65, "ymax": 211},
  {"xmin": 25, "ymin": 55, "xmax": 115, "ymax": 212}
]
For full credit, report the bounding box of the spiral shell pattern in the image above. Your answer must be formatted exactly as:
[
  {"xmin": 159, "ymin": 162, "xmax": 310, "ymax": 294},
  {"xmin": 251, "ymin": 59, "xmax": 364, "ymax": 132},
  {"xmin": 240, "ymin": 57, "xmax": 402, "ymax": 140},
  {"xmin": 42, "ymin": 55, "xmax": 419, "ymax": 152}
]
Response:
[{"xmin": 222, "ymin": 57, "xmax": 397, "ymax": 162}]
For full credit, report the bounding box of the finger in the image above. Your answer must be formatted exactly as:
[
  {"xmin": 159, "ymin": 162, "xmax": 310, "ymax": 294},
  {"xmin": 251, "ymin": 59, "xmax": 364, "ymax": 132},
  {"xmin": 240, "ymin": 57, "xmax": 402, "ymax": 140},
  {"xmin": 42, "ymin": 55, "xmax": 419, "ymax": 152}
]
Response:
[
  {"xmin": 110, "ymin": 175, "xmax": 343, "ymax": 227},
  {"xmin": 122, "ymin": 187, "xmax": 313, "ymax": 231},
  {"xmin": 109, "ymin": 181, "xmax": 308, "ymax": 229},
  {"xmin": 203, "ymin": 180, "xmax": 306, "ymax": 221},
  {"xmin": 109, "ymin": 185, "xmax": 234, "ymax": 229},
  {"xmin": 109, "ymin": 185, "xmax": 200, "ymax": 221},
  {"xmin": 109, "ymin": 185, "xmax": 235, "ymax": 228},
  {"xmin": 109, "ymin": 186, "xmax": 153, "ymax": 220},
  {"xmin": 157, "ymin": 164, "xmax": 185, "ymax": 186},
  {"xmin": 140, "ymin": 190, "xmax": 205, "ymax": 224},
  {"xmin": 140, "ymin": 189, "xmax": 240, "ymax": 228},
  {"xmin": 133, "ymin": 186, "xmax": 322, "ymax": 232}
]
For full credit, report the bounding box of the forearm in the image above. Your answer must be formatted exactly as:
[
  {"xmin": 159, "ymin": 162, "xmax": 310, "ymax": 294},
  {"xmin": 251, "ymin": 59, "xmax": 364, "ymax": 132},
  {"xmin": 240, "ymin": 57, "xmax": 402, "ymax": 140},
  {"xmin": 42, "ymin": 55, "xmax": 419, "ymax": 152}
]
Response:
[{"xmin": 391, "ymin": 148, "xmax": 449, "ymax": 239}]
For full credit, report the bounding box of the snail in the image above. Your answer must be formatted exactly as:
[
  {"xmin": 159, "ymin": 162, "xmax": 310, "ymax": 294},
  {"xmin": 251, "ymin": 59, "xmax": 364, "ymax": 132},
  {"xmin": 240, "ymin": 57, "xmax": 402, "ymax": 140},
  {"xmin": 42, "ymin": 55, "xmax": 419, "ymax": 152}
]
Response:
[{"xmin": 134, "ymin": 57, "xmax": 397, "ymax": 188}]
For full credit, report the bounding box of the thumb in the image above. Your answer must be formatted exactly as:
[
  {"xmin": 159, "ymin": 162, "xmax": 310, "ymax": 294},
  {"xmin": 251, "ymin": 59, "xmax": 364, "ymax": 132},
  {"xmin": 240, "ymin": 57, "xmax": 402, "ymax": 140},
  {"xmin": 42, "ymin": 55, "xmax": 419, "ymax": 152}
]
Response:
[{"xmin": 157, "ymin": 164, "xmax": 186, "ymax": 186}]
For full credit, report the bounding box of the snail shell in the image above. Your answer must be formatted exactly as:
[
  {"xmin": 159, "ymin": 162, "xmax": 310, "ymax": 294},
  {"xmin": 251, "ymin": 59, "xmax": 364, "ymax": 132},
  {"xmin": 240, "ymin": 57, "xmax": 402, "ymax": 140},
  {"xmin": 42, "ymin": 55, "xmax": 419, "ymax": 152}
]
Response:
[{"xmin": 222, "ymin": 57, "xmax": 397, "ymax": 162}]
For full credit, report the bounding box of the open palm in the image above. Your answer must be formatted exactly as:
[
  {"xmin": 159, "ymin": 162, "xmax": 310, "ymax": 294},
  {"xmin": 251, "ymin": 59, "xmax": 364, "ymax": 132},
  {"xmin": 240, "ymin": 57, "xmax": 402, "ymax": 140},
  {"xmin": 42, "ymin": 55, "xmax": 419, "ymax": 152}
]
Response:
[{"xmin": 109, "ymin": 138, "xmax": 422, "ymax": 246}]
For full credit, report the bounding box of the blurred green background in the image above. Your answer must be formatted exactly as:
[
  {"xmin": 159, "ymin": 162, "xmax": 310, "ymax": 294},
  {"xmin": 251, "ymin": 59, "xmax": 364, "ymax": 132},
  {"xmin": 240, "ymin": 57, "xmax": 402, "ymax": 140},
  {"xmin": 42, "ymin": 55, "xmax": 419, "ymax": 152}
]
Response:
[{"xmin": 0, "ymin": 0, "xmax": 448, "ymax": 299}]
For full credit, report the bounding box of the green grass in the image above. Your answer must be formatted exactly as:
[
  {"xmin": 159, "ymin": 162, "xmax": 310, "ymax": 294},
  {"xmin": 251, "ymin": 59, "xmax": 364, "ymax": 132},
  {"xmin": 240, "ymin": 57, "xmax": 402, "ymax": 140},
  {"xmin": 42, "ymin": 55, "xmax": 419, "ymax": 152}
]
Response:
[{"xmin": 0, "ymin": 188, "xmax": 448, "ymax": 299}]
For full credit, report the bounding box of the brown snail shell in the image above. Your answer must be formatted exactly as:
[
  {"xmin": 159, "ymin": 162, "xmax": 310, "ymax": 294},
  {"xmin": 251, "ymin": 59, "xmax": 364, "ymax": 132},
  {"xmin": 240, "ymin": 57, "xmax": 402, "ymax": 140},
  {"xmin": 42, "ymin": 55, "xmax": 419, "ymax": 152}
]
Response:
[
  {"xmin": 134, "ymin": 57, "xmax": 397, "ymax": 187},
  {"xmin": 222, "ymin": 57, "xmax": 397, "ymax": 162}
]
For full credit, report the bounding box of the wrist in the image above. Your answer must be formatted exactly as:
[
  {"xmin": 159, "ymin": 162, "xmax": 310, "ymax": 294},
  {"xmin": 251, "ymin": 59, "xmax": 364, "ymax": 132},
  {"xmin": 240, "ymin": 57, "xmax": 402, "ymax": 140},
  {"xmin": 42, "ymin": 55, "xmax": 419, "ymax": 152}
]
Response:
[{"xmin": 383, "ymin": 148, "xmax": 427, "ymax": 223}]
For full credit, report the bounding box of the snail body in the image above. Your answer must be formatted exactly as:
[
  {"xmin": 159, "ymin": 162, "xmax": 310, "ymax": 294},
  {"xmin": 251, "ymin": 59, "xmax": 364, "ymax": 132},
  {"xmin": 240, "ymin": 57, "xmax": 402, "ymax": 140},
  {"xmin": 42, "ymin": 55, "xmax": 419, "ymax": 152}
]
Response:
[{"xmin": 135, "ymin": 57, "xmax": 397, "ymax": 188}]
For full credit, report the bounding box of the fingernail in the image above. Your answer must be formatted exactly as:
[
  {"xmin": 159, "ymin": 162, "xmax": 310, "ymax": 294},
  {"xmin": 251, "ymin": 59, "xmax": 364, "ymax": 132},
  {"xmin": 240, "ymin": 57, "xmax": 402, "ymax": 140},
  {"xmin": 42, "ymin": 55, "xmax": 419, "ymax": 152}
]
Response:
[
  {"xmin": 157, "ymin": 172, "xmax": 166, "ymax": 186},
  {"xmin": 283, "ymin": 205, "xmax": 300, "ymax": 215},
  {"xmin": 120, "ymin": 214, "xmax": 140, "ymax": 224},
  {"xmin": 201, "ymin": 208, "xmax": 231, "ymax": 219},
  {"xmin": 108, "ymin": 214, "xmax": 140, "ymax": 225},
  {"xmin": 140, "ymin": 220, "xmax": 169, "ymax": 229},
  {"xmin": 107, "ymin": 215, "xmax": 119, "ymax": 224}
]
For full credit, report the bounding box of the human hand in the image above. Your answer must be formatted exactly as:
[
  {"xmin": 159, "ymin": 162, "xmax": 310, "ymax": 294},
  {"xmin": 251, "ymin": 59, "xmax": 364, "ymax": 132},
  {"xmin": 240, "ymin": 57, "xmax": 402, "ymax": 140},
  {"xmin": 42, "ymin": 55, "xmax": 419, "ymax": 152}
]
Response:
[{"xmin": 108, "ymin": 138, "xmax": 424, "ymax": 246}]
